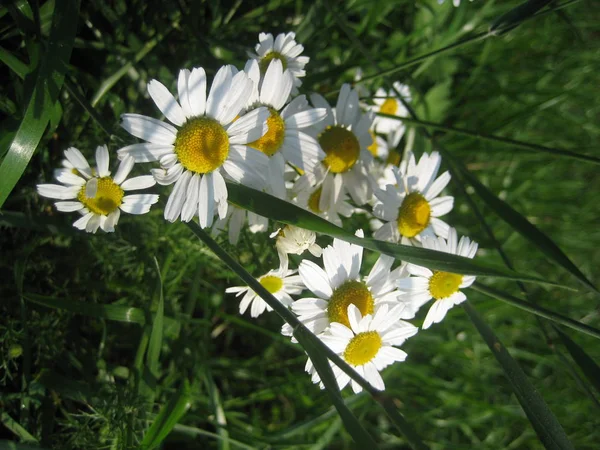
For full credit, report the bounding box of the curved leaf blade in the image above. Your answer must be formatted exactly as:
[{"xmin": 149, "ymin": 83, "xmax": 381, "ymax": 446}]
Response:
[
  {"xmin": 555, "ymin": 328, "xmax": 600, "ymax": 395},
  {"xmin": 0, "ymin": 0, "xmax": 80, "ymax": 208}
]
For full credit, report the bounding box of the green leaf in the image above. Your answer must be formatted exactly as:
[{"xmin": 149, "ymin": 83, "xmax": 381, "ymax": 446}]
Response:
[
  {"xmin": 442, "ymin": 151, "xmax": 597, "ymax": 294},
  {"xmin": 140, "ymin": 381, "xmax": 192, "ymax": 450},
  {"xmin": 0, "ymin": 0, "xmax": 80, "ymax": 208},
  {"xmin": 471, "ymin": 283, "xmax": 600, "ymax": 340},
  {"xmin": 0, "ymin": 412, "xmax": 38, "ymax": 443},
  {"xmin": 463, "ymin": 302, "xmax": 574, "ymax": 450},
  {"xmin": 226, "ymin": 182, "xmax": 571, "ymax": 288},
  {"xmin": 555, "ymin": 328, "xmax": 600, "ymax": 395},
  {"xmin": 0, "ymin": 45, "xmax": 29, "ymax": 78}
]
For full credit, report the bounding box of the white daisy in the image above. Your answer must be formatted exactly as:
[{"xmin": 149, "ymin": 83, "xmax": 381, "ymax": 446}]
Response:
[
  {"xmin": 37, "ymin": 145, "xmax": 158, "ymax": 233},
  {"xmin": 369, "ymin": 82, "xmax": 411, "ymax": 136},
  {"xmin": 282, "ymin": 231, "xmax": 414, "ymax": 338},
  {"xmin": 397, "ymin": 228, "xmax": 478, "ymax": 329},
  {"xmin": 243, "ymin": 59, "xmax": 326, "ymax": 199},
  {"xmin": 226, "ymin": 266, "xmax": 305, "ymax": 318},
  {"xmin": 249, "ymin": 31, "xmax": 309, "ymax": 92},
  {"xmin": 373, "ymin": 151, "xmax": 453, "ymax": 245},
  {"xmin": 306, "ymin": 303, "xmax": 418, "ymax": 393},
  {"xmin": 307, "ymin": 84, "xmax": 376, "ymax": 208},
  {"xmin": 270, "ymin": 225, "xmax": 323, "ymax": 271},
  {"xmin": 118, "ymin": 65, "xmax": 270, "ymax": 228},
  {"xmin": 293, "ymin": 176, "xmax": 354, "ymax": 227}
]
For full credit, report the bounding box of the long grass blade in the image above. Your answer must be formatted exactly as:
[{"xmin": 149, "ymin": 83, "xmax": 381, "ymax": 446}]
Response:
[
  {"xmin": 554, "ymin": 328, "xmax": 600, "ymax": 395},
  {"xmin": 471, "ymin": 283, "xmax": 600, "ymax": 340},
  {"xmin": 226, "ymin": 182, "xmax": 571, "ymax": 288},
  {"xmin": 463, "ymin": 302, "xmax": 574, "ymax": 450},
  {"xmin": 0, "ymin": 412, "xmax": 38, "ymax": 443},
  {"xmin": 146, "ymin": 258, "xmax": 164, "ymax": 378},
  {"xmin": 0, "ymin": 0, "xmax": 79, "ymax": 208}
]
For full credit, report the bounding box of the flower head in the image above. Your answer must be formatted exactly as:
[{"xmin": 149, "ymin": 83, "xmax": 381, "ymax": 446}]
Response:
[
  {"xmin": 37, "ymin": 146, "xmax": 158, "ymax": 233},
  {"xmin": 271, "ymin": 225, "xmax": 323, "ymax": 272},
  {"xmin": 119, "ymin": 65, "xmax": 270, "ymax": 228},
  {"xmin": 397, "ymin": 228, "xmax": 478, "ymax": 329}
]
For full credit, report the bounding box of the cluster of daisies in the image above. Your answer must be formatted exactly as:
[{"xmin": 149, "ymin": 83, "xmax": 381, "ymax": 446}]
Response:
[{"xmin": 37, "ymin": 31, "xmax": 478, "ymax": 394}]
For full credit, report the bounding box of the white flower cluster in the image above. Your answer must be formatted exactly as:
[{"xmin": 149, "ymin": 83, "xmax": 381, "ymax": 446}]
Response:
[{"xmin": 37, "ymin": 31, "xmax": 479, "ymax": 394}]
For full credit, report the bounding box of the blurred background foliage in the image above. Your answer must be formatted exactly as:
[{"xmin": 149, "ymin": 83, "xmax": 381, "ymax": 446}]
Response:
[{"xmin": 1, "ymin": 0, "xmax": 599, "ymax": 448}]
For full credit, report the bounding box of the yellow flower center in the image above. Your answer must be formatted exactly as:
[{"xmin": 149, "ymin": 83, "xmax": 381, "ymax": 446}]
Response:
[
  {"xmin": 429, "ymin": 271, "xmax": 463, "ymax": 300},
  {"xmin": 174, "ymin": 117, "xmax": 229, "ymax": 174},
  {"xmin": 386, "ymin": 150, "xmax": 402, "ymax": 166},
  {"xmin": 308, "ymin": 187, "xmax": 323, "ymax": 214},
  {"xmin": 259, "ymin": 51, "xmax": 288, "ymax": 74},
  {"xmin": 344, "ymin": 331, "xmax": 382, "ymax": 366},
  {"xmin": 397, "ymin": 192, "xmax": 431, "ymax": 238},
  {"xmin": 380, "ymin": 98, "xmax": 398, "ymax": 116},
  {"xmin": 367, "ymin": 130, "xmax": 379, "ymax": 157},
  {"xmin": 248, "ymin": 108, "xmax": 286, "ymax": 157},
  {"xmin": 259, "ymin": 275, "xmax": 283, "ymax": 294},
  {"xmin": 327, "ymin": 280, "xmax": 374, "ymax": 328},
  {"xmin": 319, "ymin": 126, "xmax": 360, "ymax": 173},
  {"xmin": 77, "ymin": 177, "xmax": 123, "ymax": 216}
]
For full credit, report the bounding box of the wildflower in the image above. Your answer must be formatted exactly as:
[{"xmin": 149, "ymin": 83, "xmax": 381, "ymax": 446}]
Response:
[
  {"xmin": 373, "ymin": 151, "xmax": 453, "ymax": 245},
  {"xmin": 271, "ymin": 225, "xmax": 323, "ymax": 271},
  {"xmin": 37, "ymin": 146, "xmax": 158, "ymax": 233},
  {"xmin": 397, "ymin": 228, "xmax": 478, "ymax": 329},
  {"xmin": 119, "ymin": 65, "xmax": 270, "ymax": 227},
  {"xmin": 369, "ymin": 81, "xmax": 411, "ymax": 136},
  {"xmin": 294, "ymin": 180, "xmax": 354, "ymax": 226},
  {"xmin": 306, "ymin": 304, "xmax": 418, "ymax": 393}
]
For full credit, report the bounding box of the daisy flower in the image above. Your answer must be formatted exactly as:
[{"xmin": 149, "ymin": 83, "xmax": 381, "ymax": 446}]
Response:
[
  {"xmin": 270, "ymin": 225, "xmax": 323, "ymax": 271},
  {"xmin": 372, "ymin": 151, "xmax": 453, "ymax": 245},
  {"xmin": 249, "ymin": 31, "xmax": 309, "ymax": 92},
  {"xmin": 226, "ymin": 266, "xmax": 305, "ymax": 318},
  {"xmin": 306, "ymin": 304, "xmax": 418, "ymax": 393},
  {"xmin": 243, "ymin": 58, "xmax": 326, "ymax": 199},
  {"xmin": 307, "ymin": 84, "xmax": 375, "ymax": 208},
  {"xmin": 37, "ymin": 145, "xmax": 158, "ymax": 233},
  {"xmin": 118, "ymin": 65, "xmax": 270, "ymax": 228},
  {"xmin": 397, "ymin": 228, "xmax": 478, "ymax": 329},
  {"xmin": 293, "ymin": 178, "xmax": 354, "ymax": 227},
  {"xmin": 369, "ymin": 81, "xmax": 411, "ymax": 135},
  {"xmin": 282, "ymin": 231, "xmax": 413, "ymax": 338}
]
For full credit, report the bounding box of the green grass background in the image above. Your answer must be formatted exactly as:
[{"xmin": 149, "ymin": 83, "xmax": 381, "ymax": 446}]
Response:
[{"xmin": 1, "ymin": 0, "xmax": 599, "ymax": 448}]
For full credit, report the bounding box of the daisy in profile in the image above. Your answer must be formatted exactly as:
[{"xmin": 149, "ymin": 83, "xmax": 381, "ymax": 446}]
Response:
[
  {"xmin": 306, "ymin": 304, "xmax": 418, "ymax": 393},
  {"xmin": 226, "ymin": 266, "xmax": 305, "ymax": 318},
  {"xmin": 37, "ymin": 146, "xmax": 158, "ymax": 233},
  {"xmin": 282, "ymin": 231, "xmax": 413, "ymax": 338},
  {"xmin": 119, "ymin": 65, "xmax": 270, "ymax": 228},
  {"xmin": 243, "ymin": 59, "xmax": 326, "ymax": 199},
  {"xmin": 307, "ymin": 84, "xmax": 375, "ymax": 209},
  {"xmin": 397, "ymin": 228, "xmax": 478, "ymax": 329},
  {"xmin": 369, "ymin": 82, "xmax": 411, "ymax": 136},
  {"xmin": 270, "ymin": 225, "xmax": 323, "ymax": 271},
  {"xmin": 249, "ymin": 31, "xmax": 309, "ymax": 92},
  {"xmin": 372, "ymin": 151, "xmax": 453, "ymax": 245}
]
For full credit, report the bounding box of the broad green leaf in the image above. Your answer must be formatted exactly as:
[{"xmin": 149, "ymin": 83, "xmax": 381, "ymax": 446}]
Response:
[
  {"xmin": 226, "ymin": 182, "xmax": 571, "ymax": 288},
  {"xmin": 140, "ymin": 381, "xmax": 192, "ymax": 450},
  {"xmin": 186, "ymin": 222, "xmax": 428, "ymax": 449},
  {"xmin": 463, "ymin": 302, "xmax": 574, "ymax": 450},
  {"xmin": 0, "ymin": 45, "xmax": 29, "ymax": 78},
  {"xmin": 0, "ymin": 0, "xmax": 80, "ymax": 208},
  {"xmin": 471, "ymin": 283, "xmax": 600, "ymax": 340},
  {"xmin": 442, "ymin": 151, "xmax": 597, "ymax": 294},
  {"xmin": 555, "ymin": 328, "xmax": 600, "ymax": 395}
]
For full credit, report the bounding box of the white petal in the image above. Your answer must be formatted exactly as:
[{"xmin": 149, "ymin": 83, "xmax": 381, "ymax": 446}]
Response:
[
  {"xmin": 120, "ymin": 175, "xmax": 156, "ymax": 191},
  {"xmin": 147, "ymin": 79, "xmax": 186, "ymax": 126},
  {"xmin": 122, "ymin": 194, "xmax": 159, "ymax": 205},
  {"xmin": 164, "ymin": 171, "xmax": 192, "ymax": 222},
  {"xmin": 120, "ymin": 202, "xmax": 152, "ymax": 215},
  {"xmin": 37, "ymin": 184, "xmax": 79, "ymax": 200},
  {"xmin": 299, "ymin": 260, "xmax": 333, "ymax": 299},
  {"xmin": 212, "ymin": 170, "xmax": 228, "ymax": 218},
  {"xmin": 73, "ymin": 212, "xmax": 93, "ymax": 230},
  {"xmin": 424, "ymin": 171, "xmax": 451, "ymax": 200},
  {"xmin": 181, "ymin": 173, "xmax": 201, "ymax": 222},
  {"xmin": 117, "ymin": 143, "xmax": 173, "ymax": 163},
  {"xmin": 198, "ymin": 172, "xmax": 215, "ymax": 228},
  {"xmin": 430, "ymin": 196, "xmax": 454, "ymax": 217},
  {"xmin": 364, "ymin": 363, "xmax": 385, "ymax": 391},
  {"xmin": 121, "ymin": 113, "xmax": 177, "ymax": 145},
  {"xmin": 206, "ymin": 65, "xmax": 233, "ymax": 120},
  {"xmin": 188, "ymin": 67, "xmax": 208, "ymax": 117},
  {"xmin": 95, "ymin": 145, "xmax": 110, "ymax": 177},
  {"xmin": 64, "ymin": 147, "xmax": 92, "ymax": 178},
  {"xmin": 177, "ymin": 69, "xmax": 193, "ymax": 118},
  {"xmin": 113, "ymin": 156, "xmax": 135, "ymax": 185},
  {"xmin": 218, "ymin": 71, "xmax": 253, "ymax": 124},
  {"xmin": 227, "ymin": 107, "xmax": 269, "ymax": 144},
  {"xmin": 55, "ymin": 170, "xmax": 86, "ymax": 186},
  {"xmin": 54, "ymin": 201, "xmax": 84, "ymax": 212},
  {"xmin": 285, "ymin": 108, "xmax": 327, "ymax": 129}
]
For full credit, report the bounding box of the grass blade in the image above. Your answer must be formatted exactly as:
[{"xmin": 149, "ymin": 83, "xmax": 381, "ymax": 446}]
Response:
[
  {"xmin": 140, "ymin": 381, "xmax": 192, "ymax": 450},
  {"xmin": 463, "ymin": 302, "xmax": 574, "ymax": 450},
  {"xmin": 204, "ymin": 370, "xmax": 230, "ymax": 450},
  {"xmin": 0, "ymin": 45, "xmax": 29, "ymax": 78},
  {"xmin": 0, "ymin": 0, "xmax": 79, "ymax": 208},
  {"xmin": 442, "ymin": 151, "xmax": 597, "ymax": 294},
  {"xmin": 226, "ymin": 182, "xmax": 571, "ymax": 288},
  {"xmin": 490, "ymin": 0, "xmax": 553, "ymax": 35},
  {"xmin": 146, "ymin": 258, "xmax": 164, "ymax": 378},
  {"xmin": 0, "ymin": 412, "xmax": 38, "ymax": 443},
  {"xmin": 471, "ymin": 283, "xmax": 600, "ymax": 340},
  {"xmin": 554, "ymin": 328, "xmax": 600, "ymax": 395}
]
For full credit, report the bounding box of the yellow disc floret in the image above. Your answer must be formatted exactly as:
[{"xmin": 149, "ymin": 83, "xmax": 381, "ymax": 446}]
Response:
[
  {"xmin": 386, "ymin": 150, "xmax": 402, "ymax": 166},
  {"xmin": 248, "ymin": 108, "xmax": 286, "ymax": 156},
  {"xmin": 319, "ymin": 126, "xmax": 360, "ymax": 173},
  {"xmin": 429, "ymin": 271, "xmax": 463, "ymax": 300},
  {"xmin": 327, "ymin": 280, "xmax": 374, "ymax": 328},
  {"xmin": 367, "ymin": 130, "xmax": 379, "ymax": 157},
  {"xmin": 397, "ymin": 192, "xmax": 431, "ymax": 238},
  {"xmin": 77, "ymin": 177, "xmax": 123, "ymax": 216},
  {"xmin": 174, "ymin": 117, "xmax": 229, "ymax": 174},
  {"xmin": 259, "ymin": 51, "xmax": 288, "ymax": 74},
  {"xmin": 260, "ymin": 275, "xmax": 283, "ymax": 294},
  {"xmin": 308, "ymin": 187, "xmax": 323, "ymax": 214},
  {"xmin": 344, "ymin": 331, "xmax": 382, "ymax": 366},
  {"xmin": 379, "ymin": 98, "xmax": 398, "ymax": 116}
]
